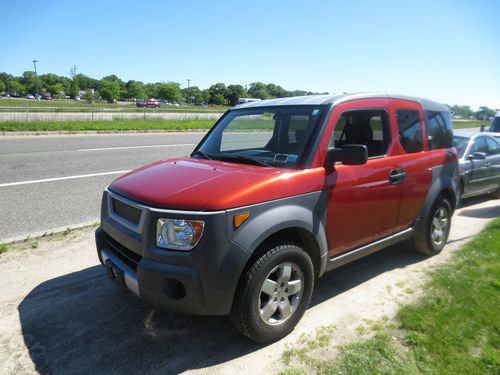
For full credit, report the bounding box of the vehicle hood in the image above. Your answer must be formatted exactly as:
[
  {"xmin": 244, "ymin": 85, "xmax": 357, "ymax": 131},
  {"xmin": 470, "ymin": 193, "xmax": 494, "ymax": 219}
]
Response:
[{"xmin": 109, "ymin": 157, "xmax": 325, "ymax": 211}]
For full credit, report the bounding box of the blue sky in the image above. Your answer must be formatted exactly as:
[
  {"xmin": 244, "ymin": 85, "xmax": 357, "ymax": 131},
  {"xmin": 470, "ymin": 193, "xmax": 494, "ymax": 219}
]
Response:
[{"xmin": 1, "ymin": 0, "xmax": 499, "ymax": 109}]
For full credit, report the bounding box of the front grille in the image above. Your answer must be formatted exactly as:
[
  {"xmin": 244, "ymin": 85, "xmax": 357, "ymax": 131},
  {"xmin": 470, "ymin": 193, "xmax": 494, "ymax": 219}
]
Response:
[
  {"xmin": 105, "ymin": 234, "xmax": 142, "ymax": 271},
  {"xmin": 112, "ymin": 198, "xmax": 142, "ymax": 225}
]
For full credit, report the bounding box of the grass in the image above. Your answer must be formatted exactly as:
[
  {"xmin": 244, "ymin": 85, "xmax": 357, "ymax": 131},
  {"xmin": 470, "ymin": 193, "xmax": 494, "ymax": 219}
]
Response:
[
  {"xmin": 280, "ymin": 217, "xmax": 500, "ymax": 374},
  {"xmin": 0, "ymin": 243, "xmax": 8, "ymax": 254},
  {"xmin": 453, "ymin": 120, "xmax": 490, "ymax": 129},
  {"xmin": 0, "ymin": 118, "xmax": 487, "ymax": 133},
  {"xmin": 0, "ymin": 118, "xmax": 215, "ymax": 132}
]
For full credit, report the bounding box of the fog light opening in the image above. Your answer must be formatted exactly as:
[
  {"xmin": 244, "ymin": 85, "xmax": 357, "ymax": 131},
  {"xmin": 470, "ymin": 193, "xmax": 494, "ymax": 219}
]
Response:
[{"xmin": 162, "ymin": 279, "xmax": 186, "ymax": 300}]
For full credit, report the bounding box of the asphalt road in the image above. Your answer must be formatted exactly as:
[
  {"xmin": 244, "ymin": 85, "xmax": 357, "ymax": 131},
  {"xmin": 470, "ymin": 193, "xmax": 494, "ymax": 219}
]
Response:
[{"xmin": 0, "ymin": 133, "xmax": 205, "ymax": 241}]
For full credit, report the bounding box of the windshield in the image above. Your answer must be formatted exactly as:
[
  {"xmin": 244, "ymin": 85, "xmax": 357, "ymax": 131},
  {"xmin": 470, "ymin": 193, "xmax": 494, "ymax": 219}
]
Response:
[
  {"xmin": 193, "ymin": 105, "xmax": 326, "ymax": 168},
  {"xmin": 453, "ymin": 135, "xmax": 470, "ymax": 158}
]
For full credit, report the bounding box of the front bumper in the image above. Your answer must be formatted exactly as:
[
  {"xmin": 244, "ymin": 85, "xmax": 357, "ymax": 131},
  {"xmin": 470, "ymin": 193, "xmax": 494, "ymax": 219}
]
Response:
[{"xmin": 95, "ymin": 190, "xmax": 251, "ymax": 316}]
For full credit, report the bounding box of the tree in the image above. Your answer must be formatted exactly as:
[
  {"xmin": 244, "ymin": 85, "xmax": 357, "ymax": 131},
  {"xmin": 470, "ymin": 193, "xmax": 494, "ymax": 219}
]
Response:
[
  {"xmin": 266, "ymin": 83, "xmax": 287, "ymax": 98},
  {"xmin": 0, "ymin": 80, "xmax": 5, "ymax": 93},
  {"xmin": 76, "ymin": 74, "xmax": 100, "ymax": 91},
  {"xmin": 157, "ymin": 82, "xmax": 182, "ymax": 102},
  {"xmin": 208, "ymin": 83, "xmax": 228, "ymax": 105},
  {"xmin": 125, "ymin": 80, "xmax": 146, "ymax": 100},
  {"xmin": 226, "ymin": 84, "xmax": 247, "ymax": 106},
  {"xmin": 450, "ymin": 105, "xmax": 473, "ymax": 118},
  {"xmin": 20, "ymin": 71, "xmax": 38, "ymax": 94},
  {"xmin": 9, "ymin": 80, "xmax": 26, "ymax": 96},
  {"xmin": 182, "ymin": 86, "xmax": 207, "ymax": 104},
  {"xmin": 50, "ymin": 83, "xmax": 65, "ymax": 97},
  {"xmin": 248, "ymin": 82, "xmax": 270, "ymax": 99},
  {"xmin": 82, "ymin": 89, "xmax": 96, "ymax": 103},
  {"xmin": 100, "ymin": 80, "xmax": 121, "ymax": 100},
  {"xmin": 144, "ymin": 83, "xmax": 159, "ymax": 99},
  {"xmin": 68, "ymin": 65, "xmax": 79, "ymax": 98},
  {"xmin": 475, "ymin": 106, "xmax": 496, "ymax": 120}
]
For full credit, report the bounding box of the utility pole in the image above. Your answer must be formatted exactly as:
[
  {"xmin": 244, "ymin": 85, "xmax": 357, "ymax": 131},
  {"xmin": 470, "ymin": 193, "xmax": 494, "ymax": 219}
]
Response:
[
  {"xmin": 186, "ymin": 79, "xmax": 191, "ymax": 105},
  {"xmin": 32, "ymin": 59, "xmax": 39, "ymax": 99}
]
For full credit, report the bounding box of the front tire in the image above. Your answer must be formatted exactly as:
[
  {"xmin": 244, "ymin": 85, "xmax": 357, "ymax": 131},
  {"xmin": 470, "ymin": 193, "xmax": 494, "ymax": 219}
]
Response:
[
  {"xmin": 229, "ymin": 242, "xmax": 314, "ymax": 343},
  {"xmin": 414, "ymin": 197, "xmax": 452, "ymax": 255}
]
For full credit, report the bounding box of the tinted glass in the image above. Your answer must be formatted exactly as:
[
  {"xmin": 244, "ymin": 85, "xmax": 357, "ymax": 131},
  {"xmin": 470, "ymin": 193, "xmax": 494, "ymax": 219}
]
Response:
[
  {"xmin": 426, "ymin": 111, "xmax": 453, "ymax": 149},
  {"xmin": 332, "ymin": 109, "xmax": 390, "ymax": 157},
  {"xmin": 486, "ymin": 137, "xmax": 500, "ymax": 155},
  {"xmin": 397, "ymin": 109, "xmax": 423, "ymax": 153},
  {"xmin": 471, "ymin": 137, "xmax": 488, "ymax": 154},
  {"xmin": 453, "ymin": 135, "xmax": 470, "ymax": 158},
  {"xmin": 490, "ymin": 117, "xmax": 500, "ymax": 132},
  {"xmin": 196, "ymin": 106, "xmax": 325, "ymax": 168}
]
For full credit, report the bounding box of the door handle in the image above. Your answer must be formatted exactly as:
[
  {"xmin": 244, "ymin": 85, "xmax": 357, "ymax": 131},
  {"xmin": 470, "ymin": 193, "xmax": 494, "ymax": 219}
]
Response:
[
  {"xmin": 389, "ymin": 168, "xmax": 406, "ymax": 184},
  {"xmin": 484, "ymin": 162, "xmax": 491, "ymax": 167}
]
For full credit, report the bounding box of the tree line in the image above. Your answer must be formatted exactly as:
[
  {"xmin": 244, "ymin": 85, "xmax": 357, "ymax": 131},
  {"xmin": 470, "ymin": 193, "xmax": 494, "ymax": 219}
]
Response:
[
  {"xmin": 0, "ymin": 69, "xmax": 327, "ymax": 106},
  {"xmin": 0, "ymin": 70, "xmax": 497, "ymax": 116}
]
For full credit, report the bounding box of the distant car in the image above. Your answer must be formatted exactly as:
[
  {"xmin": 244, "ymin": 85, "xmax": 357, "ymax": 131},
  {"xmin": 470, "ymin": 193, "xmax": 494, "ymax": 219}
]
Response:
[
  {"xmin": 107, "ymin": 99, "xmax": 117, "ymax": 104},
  {"xmin": 42, "ymin": 93, "xmax": 52, "ymax": 100},
  {"xmin": 454, "ymin": 131, "xmax": 500, "ymax": 199},
  {"xmin": 136, "ymin": 98, "xmax": 160, "ymax": 108},
  {"xmin": 26, "ymin": 94, "xmax": 35, "ymax": 100}
]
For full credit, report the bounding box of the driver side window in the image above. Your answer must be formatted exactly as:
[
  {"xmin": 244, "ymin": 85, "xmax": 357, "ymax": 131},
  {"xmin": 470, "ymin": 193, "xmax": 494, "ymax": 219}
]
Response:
[{"xmin": 330, "ymin": 109, "xmax": 391, "ymax": 158}]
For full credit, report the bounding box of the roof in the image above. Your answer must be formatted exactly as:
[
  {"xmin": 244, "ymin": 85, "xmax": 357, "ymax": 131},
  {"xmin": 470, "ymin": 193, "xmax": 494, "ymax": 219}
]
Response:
[{"xmin": 234, "ymin": 92, "xmax": 449, "ymax": 112}]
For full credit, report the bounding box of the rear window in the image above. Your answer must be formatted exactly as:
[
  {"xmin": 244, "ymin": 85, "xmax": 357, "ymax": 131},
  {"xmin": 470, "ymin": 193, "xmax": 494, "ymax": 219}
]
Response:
[
  {"xmin": 426, "ymin": 111, "xmax": 453, "ymax": 149},
  {"xmin": 396, "ymin": 109, "xmax": 424, "ymax": 153}
]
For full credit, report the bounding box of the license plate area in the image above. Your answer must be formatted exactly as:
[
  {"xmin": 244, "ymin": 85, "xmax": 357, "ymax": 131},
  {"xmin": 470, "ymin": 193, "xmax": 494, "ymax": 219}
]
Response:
[{"xmin": 105, "ymin": 259, "xmax": 127, "ymax": 292}]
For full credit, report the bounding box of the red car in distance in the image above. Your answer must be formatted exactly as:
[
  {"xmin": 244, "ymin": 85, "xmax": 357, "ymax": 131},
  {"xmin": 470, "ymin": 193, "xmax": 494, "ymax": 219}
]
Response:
[{"xmin": 136, "ymin": 98, "xmax": 160, "ymax": 108}]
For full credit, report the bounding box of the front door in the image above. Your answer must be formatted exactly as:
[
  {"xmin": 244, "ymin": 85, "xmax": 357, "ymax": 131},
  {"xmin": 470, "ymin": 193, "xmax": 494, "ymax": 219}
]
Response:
[{"xmin": 324, "ymin": 100, "xmax": 402, "ymax": 257}]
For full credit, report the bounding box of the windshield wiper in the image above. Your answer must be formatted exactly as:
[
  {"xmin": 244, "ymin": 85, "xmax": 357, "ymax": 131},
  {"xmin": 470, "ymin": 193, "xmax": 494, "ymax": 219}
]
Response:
[
  {"xmin": 218, "ymin": 154, "xmax": 272, "ymax": 167},
  {"xmin": 192, "ymin": 150, "xmax": 213, "ymax": 160}
]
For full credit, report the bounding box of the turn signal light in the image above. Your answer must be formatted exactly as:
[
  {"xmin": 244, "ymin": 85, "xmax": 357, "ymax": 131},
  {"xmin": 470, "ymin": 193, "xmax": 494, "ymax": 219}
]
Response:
[{"xmin": 234, "ymin": 212, "xmax": 250, "ymax": 229}]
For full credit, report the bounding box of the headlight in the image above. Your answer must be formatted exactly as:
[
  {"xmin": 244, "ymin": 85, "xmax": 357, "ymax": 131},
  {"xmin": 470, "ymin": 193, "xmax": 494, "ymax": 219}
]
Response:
[{"xmin": 156, "ymin": 218, "xmax": 205, "ymax": 251}]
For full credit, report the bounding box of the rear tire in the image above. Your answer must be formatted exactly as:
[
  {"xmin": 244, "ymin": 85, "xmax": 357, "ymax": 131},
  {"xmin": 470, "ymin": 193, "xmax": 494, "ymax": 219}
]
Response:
[
  {"xmin": 414, "ymin": 197, "xmax": 452, "ymax": 255},
  {"xmin": 229, "ymin": 241, "xmax": 314, "ymax": 343}
]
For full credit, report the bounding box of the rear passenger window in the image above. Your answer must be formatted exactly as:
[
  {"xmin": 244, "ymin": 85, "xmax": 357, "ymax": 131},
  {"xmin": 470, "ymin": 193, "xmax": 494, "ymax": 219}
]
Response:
[
  {"xmin": 426, "ymin": 111, "xmax": 453, "ymax": 149},
  {"xmin": 396, "ymin": 109, "xmax": 423, "ymax": 153},
  {"xmin": 331, "ymin": 109, "xmax": 390, "ymax": 158}
]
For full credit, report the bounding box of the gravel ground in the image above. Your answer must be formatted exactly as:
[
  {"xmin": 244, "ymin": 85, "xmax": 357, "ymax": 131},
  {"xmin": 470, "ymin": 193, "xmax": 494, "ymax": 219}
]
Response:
[{"xmin": 0, "ymin": 196, "xmax": 498, "ymax": 375}]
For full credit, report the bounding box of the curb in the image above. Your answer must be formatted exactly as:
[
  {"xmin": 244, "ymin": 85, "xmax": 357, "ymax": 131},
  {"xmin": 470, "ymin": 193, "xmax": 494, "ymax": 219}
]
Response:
[{"xmin": 0, "ymin": 220, "xmax": 99, "ymax": 244}]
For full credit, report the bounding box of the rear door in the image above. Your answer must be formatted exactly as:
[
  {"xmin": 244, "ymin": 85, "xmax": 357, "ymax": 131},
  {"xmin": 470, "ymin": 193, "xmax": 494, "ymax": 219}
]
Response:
[
  {"xmin": 390, "ymin": 100, "xmax": 433, "ymax": 230},
  {"xmin": 325, "ymin": 99, "xmax": 402, "ymax": 256},
  {"xmin": 485, "ymin": 136, "xmax": 500, "ymax": 190}
]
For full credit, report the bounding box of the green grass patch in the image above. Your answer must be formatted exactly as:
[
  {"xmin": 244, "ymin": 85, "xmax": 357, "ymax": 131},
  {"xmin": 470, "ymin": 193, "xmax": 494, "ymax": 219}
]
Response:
[
  {"xmin": 0, "ymin": 243, "xmax": 8, "ymax": 254},
  {"xmin": 280, "ymin": 217, "xmax": 500, "ymax": 374},
  {"xmin": 0, "ymin": 119, "xmax": 215, "ymax": 132},
  {"xmin": 453, "ymin": 120, "xmax": 490, "ymax": 129}
]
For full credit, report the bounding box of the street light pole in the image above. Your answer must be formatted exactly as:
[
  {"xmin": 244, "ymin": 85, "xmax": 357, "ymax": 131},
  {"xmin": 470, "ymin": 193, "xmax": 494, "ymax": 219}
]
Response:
[
  {"xmin": 32, "ymin": 59, "xmax": 39, "ymax": 99},
  {"xmin": 186, "ymin": 79, "xmax": 191, "ymax": 104}
]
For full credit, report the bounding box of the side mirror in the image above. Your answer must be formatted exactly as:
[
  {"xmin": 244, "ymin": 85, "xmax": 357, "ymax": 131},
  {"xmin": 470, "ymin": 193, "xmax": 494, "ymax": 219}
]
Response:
[
  {"xmin": 468, "ymin": 152, "xmax": 487, "ymax": 160},
  {"xmin": 327, "ymin": 145, "xmax": 368, "ymax": 166}
]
